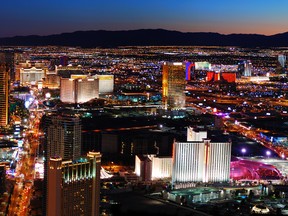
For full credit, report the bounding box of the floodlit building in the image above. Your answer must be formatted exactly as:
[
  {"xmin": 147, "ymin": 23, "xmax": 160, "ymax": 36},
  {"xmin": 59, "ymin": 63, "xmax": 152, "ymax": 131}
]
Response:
[
  {"xmin": 94, "ymin": 74, "xmax": 114, "ymax": 94},
  {"xmin": 43, "ymin": 114, "xmax": 83, "ymax": 215},
  {"xmin": 162, "ymin": 62, "xmax": 186, "ymax": 110},
  {"xmin": 135, "ymin": 155, "xmax": 172, "ymax": 181},
  {"xmin": 20, "ymin": 67, "xmax": 46, "ymax": 85},
  {"xmin": 0, "ymin": 54, "xmax": 9, "ymax": 127},
  {"xmin": 47, "ymin": 152, "xmax": 101, "ymax": 216},
  {"xmin": 60, "ymin": 77, "xmax": 99, "ymax": 103},
  {"xmin": 187, "ymin": 127, "xmax": 207, "ymax": 142},
  {"xmin": 172, "ymin": 128, "xmax": 231, "ymax": 186}
]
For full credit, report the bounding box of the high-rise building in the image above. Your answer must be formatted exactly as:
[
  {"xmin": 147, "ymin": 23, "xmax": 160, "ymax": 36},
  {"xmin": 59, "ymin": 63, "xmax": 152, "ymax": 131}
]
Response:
[
  {"xmin": 42, "ymin": 113, "xmax": 82, "ymax": 215},
  {"xmin": 244, "ymin": 60, "xmax": 252, "ymax": 77},
  {"xmin": 94, "ymin": 74, "xmax": 114, "ymax": 94},
  {"xmin": 278, "ymin": 55, "xmax": 286, "ymax": 68},
  {"xmin": 238, "ymin": 60, "xmax": 252, "ymax": 77},
  {"xmin": 47, "ymin": 152, "xmax": 101, "ymax": 216},
  {"xmin": 43, "ymin": 114, "xmax": 82, "ymax": 161},
  {"xmin": 60, "ymin": 77, "xmax": 99, "ymax": 103},
  {"xmin": 278, "ymin": 54, "xmax": 287, "ymax": 74},
  {"xmin": 187, "ymin": 127, "xmax": 207, "ymax": 142},
  {"xmin": 172, "ymin": 128, "xmax": 231, "ymax": 186},
  {"xmin": 0, "ymin": 54, "xmax": 9, "ymax": 127},
  {"xmin": 0, "ymin": 165, "xmax": 6, "ymax": 194},
  {"xmin": 135, "ymin": 155, "xmax": 172, "ymax": 181},
  {"xmin": 56, "ymin": 65, "xmax": 84, "ymax": 78},
  {"xmin": 3, "ymin": 52, "xmax": 15, "ymax": 82},
  {"xmin": 162, "ymin": 62, "xmax": 186, "ymax": 109}
]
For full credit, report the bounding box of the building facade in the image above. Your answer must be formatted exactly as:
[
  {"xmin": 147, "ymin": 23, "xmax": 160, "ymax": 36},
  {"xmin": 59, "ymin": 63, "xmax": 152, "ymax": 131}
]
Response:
[
  {"xmin": 0, "ymin": 54, "xmax": 9, "ymax": 127},
  {"xmin": 43, "ymin": 114, "xmax": 82, "ymax": 161},
  {"xmin": 162, "ymin": 62, "xmax": 186, "ymax": 110},
  {"xmin": 60, "ymin": 77, "xmax": 99, "ymax": 103},
  {"xmin": 20, "ymin": 67, "xmax": 46, "ymax": 85},
  {"xmin": 94, "ymin": 74, "xmax": 114, "ymax": 94},
  {"xmin": 47, "ymin": 152, "xmax": 101, "ymax": 216},
  {"xmin": 135, "ymin": 155, "xmax": 172, "ymax": 181},
  {"xmin": 172, "ymin": 139, "xmax": 231, "ymax": 185}
]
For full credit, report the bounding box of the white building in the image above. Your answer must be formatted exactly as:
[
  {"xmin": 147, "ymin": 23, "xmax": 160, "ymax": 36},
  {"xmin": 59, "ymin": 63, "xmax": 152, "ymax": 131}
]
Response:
[
  {"xmin": 135, "ymin": 155, "xmax": 172, "ymax": 181},
  {"xmin": 60, "ymin": 77, "xmax": 99, "ymax": 103},
  {"xmin": 151, "ymin": 156, "xmax": 172, "ymax": 180},
  {"xmin": 20, "ymin": 67, "xmax": 46, "ymax": 85},
  {"xmin": 172, "ymin": 128, "xmax": 231, "ymax": 186},
  {"xmin": 94, "ymin": 74, "xmax": 114, "ymax": 94},
  {"xmin": 187, "ymin": 127, "xmax": 207, "ymax": 141}
]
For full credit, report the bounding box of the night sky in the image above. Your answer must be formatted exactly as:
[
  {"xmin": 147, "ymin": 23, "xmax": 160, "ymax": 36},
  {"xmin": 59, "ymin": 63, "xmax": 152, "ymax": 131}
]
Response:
[{"xmin": 1, "ymin": 0, "xmax": 288, "ymax": 37}]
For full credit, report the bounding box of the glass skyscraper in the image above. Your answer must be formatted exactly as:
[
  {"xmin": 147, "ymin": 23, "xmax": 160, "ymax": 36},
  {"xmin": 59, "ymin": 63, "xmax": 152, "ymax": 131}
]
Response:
[
  {"xmin": 0, "ymin": 54, "xmax": 9, "ymax": 127},
  {"xmin": 162, "ymin": 62, "xmax": 186, "ymax": 110}
]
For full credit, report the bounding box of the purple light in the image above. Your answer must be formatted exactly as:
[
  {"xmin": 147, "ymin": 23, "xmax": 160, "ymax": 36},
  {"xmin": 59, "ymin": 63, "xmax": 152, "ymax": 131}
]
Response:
[
  {"xmin": 266, "ymin": 151, "xmax": 271, "ymax": 156},
  {"xmin": 241, "ymin": 148, "xmax": 246, "ymax": 154}
]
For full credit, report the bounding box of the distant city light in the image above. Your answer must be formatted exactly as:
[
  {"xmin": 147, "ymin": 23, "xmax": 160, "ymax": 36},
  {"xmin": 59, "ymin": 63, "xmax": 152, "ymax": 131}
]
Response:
[{"xmin": 45, "ymin": 92, "xmax": 51, "ymax": 99}]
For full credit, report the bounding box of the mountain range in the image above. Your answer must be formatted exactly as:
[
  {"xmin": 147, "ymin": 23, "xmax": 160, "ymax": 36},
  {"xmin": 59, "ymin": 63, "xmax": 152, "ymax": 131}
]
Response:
[{"xmin": 1, "ymin": 29, "xmax": 288, "ymax": 48}]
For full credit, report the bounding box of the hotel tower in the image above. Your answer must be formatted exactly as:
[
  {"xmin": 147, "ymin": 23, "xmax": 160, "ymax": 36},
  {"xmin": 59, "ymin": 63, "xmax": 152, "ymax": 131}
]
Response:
[
  {"xmin": 162, "ymin": 62, "xmax": 186, "ymax": 110},
  {"xmin": 172, "ymin": 127, "xmax": 231, "ymax": 185},
  {"xmin": 0, "ymin": 54, "xmax": 9, "ymax": 127},
  {"xmin": 47, "ymin": 152, "xmax": 101, "ymax": 216}
]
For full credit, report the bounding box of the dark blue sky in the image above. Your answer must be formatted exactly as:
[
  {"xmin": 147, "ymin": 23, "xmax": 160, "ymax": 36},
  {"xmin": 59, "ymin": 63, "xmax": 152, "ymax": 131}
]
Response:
[{"xmin": 1, "ymin": 0, "xmax": 288, "ymax": 37}]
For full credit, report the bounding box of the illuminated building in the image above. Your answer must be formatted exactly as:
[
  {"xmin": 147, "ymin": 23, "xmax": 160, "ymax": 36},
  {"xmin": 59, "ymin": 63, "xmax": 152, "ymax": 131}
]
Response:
[
  {"xmin": 187, "ymin": 127, "xmax": 207, "ymax": 141},
  {"xmin": 172, "ymin": 128, "xmax": 231, "ymax": 185},
  {"xmin": 277, "ymin": 54, "xmax": 287, "ymax": 73},
  {"xmin": 244, "ymin": 60, "xmax": 252, "ymax": 77},
  {"xmin": 43, "ymin": 114, "xmax": 82, "ymax": 161},
  {"xmin": 151, "ymin": 156, "xmax": 172, "ymax": 180},
  {"xmin": 44, "ymin": 71, "xmax": 60, "ymax": 89},
  {"xmin": 71, "ymin": 74, "xmax": 114, "ymax": 94},
  {"xmin": 0, "ymin": 54, "xmax": 9, "ymax": 127},
  {"xmin": 135, "ymin": 155, "xmax": 152, "ymax": 181},
  {"xmin": 230, "ymin": 157, "xmax": 282, "ymax": 180},
  {"xmin": 206, "ymin": 71, "xmax": 236, "ymax": 83},
  {"xmin": 43, "ymin": 114, "xmax": 82, "ymax": 215},
  {"xmin": 238, "ymin": 60, "xmax": 252, "ymax": 77},
  {"xmin": 47, "ymin": 152, "xmax": 101, "ymax": 216},
  {"xmin": 60, "ymin": 77, "xmax": 99, "ymax": 103},
  {"xmin": 3, "ymin": 52, "xmax": 15, "ymax": 82},
  {"xmin": 135, "ymin": 155, "xmax": 172, "ymax": 181},
  {"xmin": 56, "ymin": 65, "xmax": 84, "ymax": 78},
  {"xmin": 185, "ymin": 61, "xmax": 195, "ymax": 81},
  {"xmin": 162, "ymin": 62, "xmax": 186, "ymax": 109},
  {"xmin": 278, "ymin": 55, "xmax": 286, "ymax": 68},
  {"xmin": 94, "ymin": 74, "xmax": 114, "ymax": 94},
  {"xmin": 20, "ymin": 67, "xmax": 46, "ymax": 85},
  {"xmin": 221, "ymin": 72, "xmax": 236, "ymax": 82}
]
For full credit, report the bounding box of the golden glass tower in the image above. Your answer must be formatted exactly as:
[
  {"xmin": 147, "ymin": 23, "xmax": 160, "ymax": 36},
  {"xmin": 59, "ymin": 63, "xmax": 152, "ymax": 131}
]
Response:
[
  {"xmin": 162, "ymin": 62, "xmax": 186, "ymax": 110},
  {"xmin": 0, "ymin": 54, "xmax": 9, "ymax": 127}
]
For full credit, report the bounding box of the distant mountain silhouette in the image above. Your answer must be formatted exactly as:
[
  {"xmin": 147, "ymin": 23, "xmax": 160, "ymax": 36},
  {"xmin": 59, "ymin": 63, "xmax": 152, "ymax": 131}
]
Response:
[{"xmin": 1, "ymin": 29, "xmax": 288, "ymax": 48}]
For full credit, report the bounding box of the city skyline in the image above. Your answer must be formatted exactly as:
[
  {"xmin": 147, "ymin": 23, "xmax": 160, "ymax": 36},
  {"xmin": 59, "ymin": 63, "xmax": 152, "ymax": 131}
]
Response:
[{"xmin": 1, "ymin": 0, "xmax": 288, "ymax": 37}]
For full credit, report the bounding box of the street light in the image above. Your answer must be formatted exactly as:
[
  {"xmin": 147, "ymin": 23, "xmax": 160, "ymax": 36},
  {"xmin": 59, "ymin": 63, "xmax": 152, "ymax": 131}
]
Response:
[
  {"xmin": 241, "ymin": 148, "xmax": 246, "ymax": 157},
  {"xmin": 266, "ymin": 150, "xmax": 271, "ymax": 159}
]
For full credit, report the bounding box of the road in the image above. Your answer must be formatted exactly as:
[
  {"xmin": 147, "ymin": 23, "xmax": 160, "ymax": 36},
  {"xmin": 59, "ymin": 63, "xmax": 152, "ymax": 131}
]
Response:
[{"xmin": 7, "ymin": 106, "xmax": 43, "ymax": 215}]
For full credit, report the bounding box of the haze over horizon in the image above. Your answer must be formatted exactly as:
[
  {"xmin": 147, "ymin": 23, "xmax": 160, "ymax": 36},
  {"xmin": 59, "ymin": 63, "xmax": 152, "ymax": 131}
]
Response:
[{"xmin": 1, "ymin": 0, "xmax": 288, "ymax": 38}]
